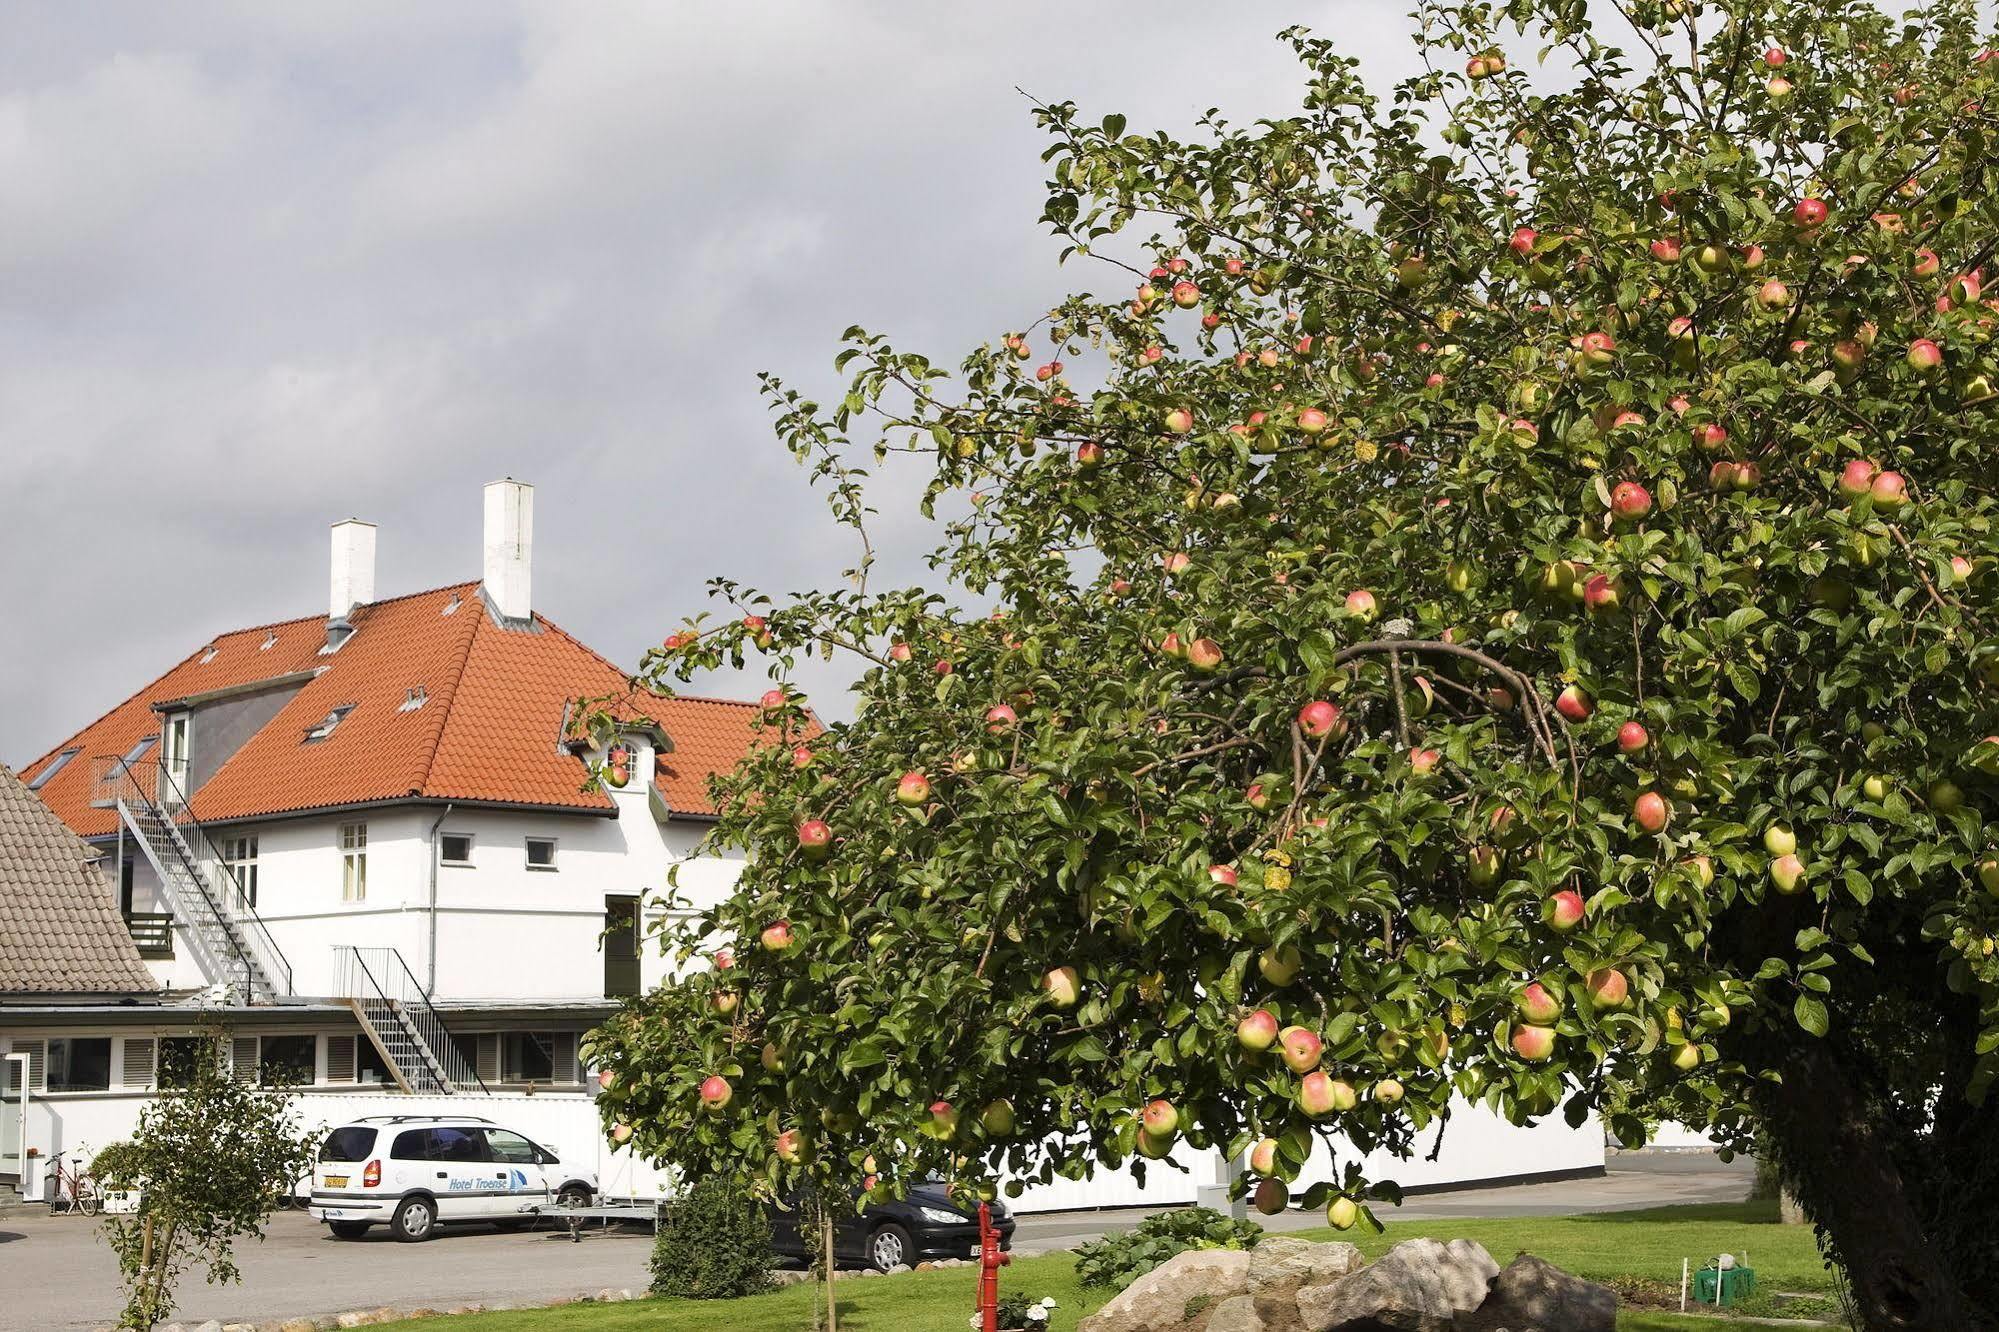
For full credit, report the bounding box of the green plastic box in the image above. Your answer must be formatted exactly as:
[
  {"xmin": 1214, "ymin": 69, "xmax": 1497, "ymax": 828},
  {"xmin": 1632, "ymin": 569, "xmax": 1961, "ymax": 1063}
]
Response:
[{"xmin": 1693, "ymin": 1264, "xmax": 1757, "ymax": 1306}]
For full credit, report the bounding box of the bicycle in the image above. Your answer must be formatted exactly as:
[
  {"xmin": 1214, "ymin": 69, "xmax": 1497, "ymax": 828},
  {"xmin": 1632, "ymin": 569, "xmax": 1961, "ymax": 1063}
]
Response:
[{"xmin": 44, "ymin": 1152, "xmax": 100, "ymax": 1216}]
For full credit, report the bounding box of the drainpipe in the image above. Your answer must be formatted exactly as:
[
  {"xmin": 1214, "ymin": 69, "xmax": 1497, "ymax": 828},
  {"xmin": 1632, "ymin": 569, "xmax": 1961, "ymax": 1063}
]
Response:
[{"xmin": 426, "ymin": 804, "xmax": 453, "ymax": 995}]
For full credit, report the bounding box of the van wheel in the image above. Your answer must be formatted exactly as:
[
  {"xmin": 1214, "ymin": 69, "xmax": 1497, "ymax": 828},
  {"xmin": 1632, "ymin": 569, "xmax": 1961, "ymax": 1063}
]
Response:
[
  {"xmin": 391, "ymin": 1195, "xmax": 437, "ymax": 1242},
  {"xmin": 557, "ymin": 1183, "xmax": 592, "ymax": 1208},
  {"xmin": 328, "ymin": 1221, "xmax": 370, "ymax": 1240}
]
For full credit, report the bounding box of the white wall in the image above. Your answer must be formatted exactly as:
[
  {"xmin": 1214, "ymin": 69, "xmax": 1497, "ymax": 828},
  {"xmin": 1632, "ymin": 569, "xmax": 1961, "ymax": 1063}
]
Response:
[{"xmin": 173, "ymin": 735, "xmax": 748, "ymax": 1004}]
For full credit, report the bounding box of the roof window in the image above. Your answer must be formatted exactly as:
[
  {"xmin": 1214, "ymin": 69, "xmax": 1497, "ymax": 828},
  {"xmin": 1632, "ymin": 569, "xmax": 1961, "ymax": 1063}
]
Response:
[
  {"xmin": 27, "ymin": 748, "xmax": 79, "ymax": 790},
  {"xmin": 302, "ymin": 705, "xmax": 356, "ymax": 744},
  {"xmin": 199, "ymin": 645, "xmax": 219, "ymax": 664},
  {"xmin": 260, "ymin": 629, "xmax": 279, "ymax": 651},
  {"xmin": 442, "ymin": 593, "xmax": 462, "ymax": 616}
]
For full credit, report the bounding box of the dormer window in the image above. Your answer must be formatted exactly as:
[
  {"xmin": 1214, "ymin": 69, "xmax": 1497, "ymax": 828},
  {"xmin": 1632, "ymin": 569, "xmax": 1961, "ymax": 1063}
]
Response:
[{"xmin": 302, "ymin": 705, "xmax": 356, "ymax": 744}]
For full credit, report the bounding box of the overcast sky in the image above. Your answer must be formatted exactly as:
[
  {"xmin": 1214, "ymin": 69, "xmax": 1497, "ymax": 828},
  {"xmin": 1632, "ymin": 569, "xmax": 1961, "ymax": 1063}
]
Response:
[{"xmin": 0, "ymin": 2, "xmax": 1420, "ymax": 765}]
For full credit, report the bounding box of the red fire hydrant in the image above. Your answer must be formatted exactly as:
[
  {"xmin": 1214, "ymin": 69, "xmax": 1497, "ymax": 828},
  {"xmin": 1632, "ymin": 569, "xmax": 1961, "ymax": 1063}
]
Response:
[{"xmin": 977, "ymin": 1200, "xmax": 1011, "ymax": 1332}]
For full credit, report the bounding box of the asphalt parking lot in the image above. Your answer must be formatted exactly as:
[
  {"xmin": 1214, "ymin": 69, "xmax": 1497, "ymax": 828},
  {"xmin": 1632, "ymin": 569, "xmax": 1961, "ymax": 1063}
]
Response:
[{"xmin": 0, "ymin": 1152, "xmax": 1753, "ymax": 1330}]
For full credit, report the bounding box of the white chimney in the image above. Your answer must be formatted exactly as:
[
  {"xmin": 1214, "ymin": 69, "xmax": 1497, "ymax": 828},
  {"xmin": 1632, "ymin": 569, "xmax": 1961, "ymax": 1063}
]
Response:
[
  {"xmin": 482, "ymin": 479, "xmax": 534, "ymax": 622},
  {"xmin": 329, "ymin": 519, "xmax": 377, "ymax": 620}
]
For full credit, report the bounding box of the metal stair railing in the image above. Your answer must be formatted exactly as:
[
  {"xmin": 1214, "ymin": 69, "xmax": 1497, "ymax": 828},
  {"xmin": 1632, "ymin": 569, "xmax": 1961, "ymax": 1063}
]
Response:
[
  {"xmin": 335, "ymin": 946, "xmax": 488, "ymax": 1094},
  {"xmin": 147, "ymin": 758, "xmax": 293, "ymax": 997},
  {"xmin": 93, "ymin": 756, "xmax": 278, "ymax": 1001}
]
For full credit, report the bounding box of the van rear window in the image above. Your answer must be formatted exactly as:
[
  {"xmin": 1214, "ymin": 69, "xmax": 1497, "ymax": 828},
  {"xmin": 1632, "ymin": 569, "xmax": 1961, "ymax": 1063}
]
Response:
[{"xmin": 319, "ymin": 1127, "xmax": 378, "ymax": 1162}]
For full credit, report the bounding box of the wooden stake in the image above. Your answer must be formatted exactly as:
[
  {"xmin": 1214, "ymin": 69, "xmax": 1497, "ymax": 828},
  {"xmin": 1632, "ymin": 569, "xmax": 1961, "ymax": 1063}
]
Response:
[{"xmin": 824, "ymin": 1213, "xmax": 838, "ymax": 1332}]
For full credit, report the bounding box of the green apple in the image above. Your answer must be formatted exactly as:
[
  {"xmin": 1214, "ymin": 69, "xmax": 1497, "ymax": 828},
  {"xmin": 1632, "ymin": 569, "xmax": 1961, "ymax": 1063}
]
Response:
[{"xmin": 1762, "ymin": 825, "xmax": 1797, "ymax": 857}]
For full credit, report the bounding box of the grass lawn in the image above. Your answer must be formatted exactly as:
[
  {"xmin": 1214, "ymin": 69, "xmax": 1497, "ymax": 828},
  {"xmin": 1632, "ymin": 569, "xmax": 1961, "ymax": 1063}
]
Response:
[{"xmin": 376, "ymin": 1200, "xmax": 1837, "ymax": 1332}]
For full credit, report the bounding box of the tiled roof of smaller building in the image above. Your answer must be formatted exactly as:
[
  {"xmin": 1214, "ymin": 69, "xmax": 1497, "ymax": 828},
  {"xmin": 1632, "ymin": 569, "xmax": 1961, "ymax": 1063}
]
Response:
[
  {"xmin": 22, "ymin": 582, "xmax": 811, "ymax": 838},
  {"xmin": 0, "ymin": 764, "xmax": 157, "ymax": 994}
]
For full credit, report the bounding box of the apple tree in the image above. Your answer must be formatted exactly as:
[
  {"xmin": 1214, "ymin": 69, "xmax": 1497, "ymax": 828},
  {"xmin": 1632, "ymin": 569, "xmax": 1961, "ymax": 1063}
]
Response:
[{"xmin": 586, "ymin": 2, "xmax": 1999, "ymax": 1324}]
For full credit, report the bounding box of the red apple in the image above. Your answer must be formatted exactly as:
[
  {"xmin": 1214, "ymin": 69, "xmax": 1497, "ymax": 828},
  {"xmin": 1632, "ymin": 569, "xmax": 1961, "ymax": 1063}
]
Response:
[
  {"xmin": 1549, "ymin": 889, "xmax": 1586, "ymax": 931},
  {"xmin": 1617, "ymin": 721, "xmax": 1650, "ymax": 755},
  {"xmin": 1586, "ymin": 968, "xmax": 1630, "ymax": 1008},
  {"xmin": 610, "ymin": 1121, "xmax": 632, "ymax": 1144},
  {"xmin": 797, "ymin": 820, "xmax": 832, "ymax": 860},
  {"xmin": 984, "ymin": 704, "xmax": 1018, "ymax": 733},
  {"xmin": 1237, "ymin": 1008, "xmax": 1280, "ymax": 1053},
  {"xmin": 599, "ymin": 1068, "xmax": 618, "ymax": 1091},
  {"xmin": 1584, "ymin": 574, "xmax": 1622, "ymax": 612},
  {"xmin": 1756, "ymin": 279, "xmax": 1791, "ymax": 310},
  {"xmin": 1344, "ymin": 589, "xmax": 1379, "ymax": 621},
  {"xmin": 1298, "ymin": 700, "xmax": 1347, "ymax": 740},
  {"xmin": 1908, "ymin": 339, "xmax": 1943, "ymax": 373},
  {"xmin": 760, "ymin": 687, "xmax": 787, "ymax": 713},
  {"xmin": 698, "ymin": 1075, "xmax": 732, "ymax": 1112},
  {"xmin": 1297, "ymin": 407, "xmax": 1329, "ymax": 434},
  {"xmin": 896, "ymin": 771, "xmax": 931, "ymax": 806},
  {"xmin": 1280, "ymin": 1026, "xmax": 1323, "ymax": 1074},
  {"xmin": 928, "ymin": 1100, "xmax": 959, "ymax": 1138},
  {"xmin": 1409, "ymin": 747, "xmax": 1442, "ymax": 775},
  {"xmin": 1793, "ymin": 197, "xmax": 1828, "ymax": 228},
  {"xmin": 1208, "ymin": 864, "xmax": 1240, "ymax": 889},
  {"xmin": 1870, "ymin": 470, "xmax": 1907, "ymax": 510},
  {"xmin": 790, "ymin": 745, "xmax": 814, "ymax": 769},
  {"xmin": 1510, "ymin": 226, "xmax": 1538, "ymax": 256},
  {"xmin": 1186, "ymin": 638, "xmax": 1225, "ymax": 673},
  {"xmin": 1693, "ymin": 422, "xmax": 1730, "ymax": 450},
  {"xmin": 775, "ymin": 1128, "xmax": 810, "ymax": 1165},
  {"xmin": 1171, "ymin": 280, "xmax": 1200, "ymax": 309},
  {"xmin": 1142, "ymin": 1098, "xmax": 1181, "ymax": 1136},
  {"xmin": 1610, "ymin": 481, "xmax": 1653, "ymax": 520},
  {"xmin": 1764, "ymin": 46, "xmax": 1787, "ymax": 65},
  {"xmin": 1650, "ymin": 236, "xmax": 1683, "ymax": 264},
  {"xmin": 1839, "ymin": 458, "xmax": 1878, "ymax": 499},
  {"xmin": 1164, "ymin": 407, "xmax": 1195, "ymax": 434},
  {"xmin": 1632, "ymin": 791, "xmax": 1671, "ymax": 835},
  {"xmin": 1252, "ymin": 1178, "xmax": 1289, "ymax": 1215},
  {"xmin": 760, "ymin": 919, "xmax": 793, "ymax": 952},
  {"xmin": 1297, "ymin": 1071, "xmax": 1342, "ymax": 1117},
  {"xmin": 1769, "ymin": 853, "xmax": 1806, "ymax": 895},
  {"xmin": 1511, "ymin": 1025, "xmax": 1556, "ymax": 1061},
  {"xmin": 1556, "ymin": 685, "xmax": 1592, "ymax": 722},
  {"xmin": 1075, "ymin": 441, "xmax": 1104, "ymax": 470},
  {"xmin": 1517, "ymin": 982, "xmax": 1562, "ymax": 1025}
]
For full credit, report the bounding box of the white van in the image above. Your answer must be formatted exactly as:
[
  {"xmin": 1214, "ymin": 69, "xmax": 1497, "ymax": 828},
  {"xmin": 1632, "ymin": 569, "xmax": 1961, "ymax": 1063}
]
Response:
[{"xmin": 309, "ymin": 1114, "xmax": 597, "ymax": 1241}]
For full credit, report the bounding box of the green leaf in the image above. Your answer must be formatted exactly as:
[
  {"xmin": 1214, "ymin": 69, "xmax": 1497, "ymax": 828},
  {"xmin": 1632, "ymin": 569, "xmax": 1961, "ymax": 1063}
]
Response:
[{"xmin": 1794, "ymin": 995, "xmax": 1829, "ymax": 1039}]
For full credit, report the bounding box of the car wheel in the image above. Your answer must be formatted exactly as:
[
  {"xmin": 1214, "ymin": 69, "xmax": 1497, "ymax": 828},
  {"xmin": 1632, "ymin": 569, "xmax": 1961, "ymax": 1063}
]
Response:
[
  {"xmin": 328, "ymin": 1221, "xmax": 371, "ymax": 1240},
  {"xmin": 557, "ymin": 1183, "xmax": 592, "ymax": 1208},
  {"xmin": 391, "ymin": 1195, "xmax": 437, "ymax": 1242},
  {"xmin": 867, "ymin": 1222, "xmax": 913, "ymax": 1273}
]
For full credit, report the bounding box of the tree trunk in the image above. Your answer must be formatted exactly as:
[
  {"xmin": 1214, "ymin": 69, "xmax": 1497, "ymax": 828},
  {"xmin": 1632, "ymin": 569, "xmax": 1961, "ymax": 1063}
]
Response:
[{"xmin": 1758, "ymin": 1042, "xmax": 1984, "ymax": 1330}]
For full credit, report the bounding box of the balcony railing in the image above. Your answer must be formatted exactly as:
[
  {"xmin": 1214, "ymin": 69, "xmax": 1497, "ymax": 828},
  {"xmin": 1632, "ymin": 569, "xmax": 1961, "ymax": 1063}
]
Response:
[{"xmin": 123, "ymin": 912, "xmax": 175, "ymax": 958}]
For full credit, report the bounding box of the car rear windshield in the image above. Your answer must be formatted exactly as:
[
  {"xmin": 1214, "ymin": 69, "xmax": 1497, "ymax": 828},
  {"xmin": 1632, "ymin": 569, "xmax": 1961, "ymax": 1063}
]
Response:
[{"xmin": 318, "ymin": 1127, "xmax": 378, "ymax": 1163}]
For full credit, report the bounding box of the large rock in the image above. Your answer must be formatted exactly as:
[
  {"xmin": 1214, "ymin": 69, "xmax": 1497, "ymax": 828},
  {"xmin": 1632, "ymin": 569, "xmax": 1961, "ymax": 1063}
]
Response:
[
  {"xmin": 1456, "ymin": 1254, "xmax": 1616, "ymax": 1332},
  {"xmin": 1296, "ymin": 1238, "xmax": 1498, "ymax": 1332},
  {"xmin": 1247, "ymin": 1238, "xmax": 1366, "ymax": 1321},
  {"xmin": 1077, "ymin": 1248, "xmax": 1254, "ymax": 1332},
  {"xmin": 1205, "ymin": 1294, "xmax": 1267, "ymax": 1332}
]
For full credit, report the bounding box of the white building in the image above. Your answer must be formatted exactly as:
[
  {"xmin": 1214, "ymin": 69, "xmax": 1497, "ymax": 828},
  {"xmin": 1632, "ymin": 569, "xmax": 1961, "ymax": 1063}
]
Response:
[{"xmin": 2, "ymin": 480, "xmax": 1602, "ymax": 1212}]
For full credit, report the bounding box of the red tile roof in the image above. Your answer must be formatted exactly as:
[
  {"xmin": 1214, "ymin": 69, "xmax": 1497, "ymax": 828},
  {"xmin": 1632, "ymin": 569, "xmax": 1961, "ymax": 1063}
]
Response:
[{"xmin": 21, "ymin": 582, "xmax": 798, "ymax": 837}]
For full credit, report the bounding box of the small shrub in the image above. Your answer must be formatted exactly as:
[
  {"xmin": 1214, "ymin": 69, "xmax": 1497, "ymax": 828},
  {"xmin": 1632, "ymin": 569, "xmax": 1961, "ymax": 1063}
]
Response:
[
  {"xmin": 650, "ymin": 1176, "xmax": 775, "ymax": 1299},
  {"xmin": 993, "ymin": 1292, "xmax": 1058, "ymax": 1328},
  {"xmin": 90, "ymin": 1140, "xmax": 145, "ymax": 1190},
  {"xmin": 1073, "ymin": 1206, "xmax": 1263, "ymax": 1290}
]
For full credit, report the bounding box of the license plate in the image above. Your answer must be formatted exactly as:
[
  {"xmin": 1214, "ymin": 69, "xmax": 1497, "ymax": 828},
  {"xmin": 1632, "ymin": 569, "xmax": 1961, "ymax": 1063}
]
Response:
[{"xmin": 324, "ymin": 1175, "xmax": 348, "ymax": 1187}]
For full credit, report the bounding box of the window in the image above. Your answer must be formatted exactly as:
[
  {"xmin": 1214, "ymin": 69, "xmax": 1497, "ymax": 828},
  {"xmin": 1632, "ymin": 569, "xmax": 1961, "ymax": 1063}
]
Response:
[
  {"xmin": 319, "ymin": 1126, "xmax": 379, "ymax": 1164},
  {"xmin": 45, "ymin": 1038, "xmax": 112, "ymax": 1092},
  {"xmin": 27, "ymin": 749, "xmax": 78, "ymax": 790},
  {"xmin": 483, "ymin": 1129, "xmax": 541, "ymax": 1165},
  {"xmin": 407, "ymin": 1126, "xmax": 483, "ymax": 1162},
  {"xmin": 222, "ymin": 835, "xmax": 259, "ymax": 908},
  {"xmin": 502, "ymin": 1031, "xmax": 557, "ymax": 1083},
  {"xmin": 340, "ymin": 823, "xmax": 367, "ymax": 901},
  {"xmin": 258, "ymin": 1034, "xmax": 316, "ymax": 1086},
  {"xmin": 158, "ymin": 1036, "xmax": 210, "ymax": 1087},
  {"xmin": 440, "ymin": 833, "xmax": 474, "ymax": 866},
  {"xmin": 121, "ymin": 735, "xmax": 158, "ymax": 767},
  {"xmin": 525, "ymin": 837, "xmax": 558, "ymax": 871},
  {"xmin": 303, "ymin": 704, "xmax": 355, "ymax": 743},
  {"xmin": 162, "ymin": 714, "xmax": 190, "ymax": 794},
  {"xmin": 356, "ymin": 1038, "xmax": 394, "ymax": 1086}
]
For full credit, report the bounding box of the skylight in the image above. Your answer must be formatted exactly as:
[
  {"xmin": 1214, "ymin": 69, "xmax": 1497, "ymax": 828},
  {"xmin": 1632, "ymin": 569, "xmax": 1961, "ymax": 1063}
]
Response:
[
  {"xmin": 260, "ymin": 629, "xmax": 279, "ymax": 651},
  {"xmin": 122, "ymin": 736, "xmax": 158, "ymax": 766},
  {"xmin": 27, "ymin": 748, "xmax": 79, "ymax": 790},
  {"xmin": 302, "ymin": 705, "xmax": 356, "ymax": 744},
  {"xmin": 442, "ymin": 593, "xmax": 462, "ymax": 616},
  {"xmin": 199, "ymin": 645, "xmax": 219, "ymax": 664}
]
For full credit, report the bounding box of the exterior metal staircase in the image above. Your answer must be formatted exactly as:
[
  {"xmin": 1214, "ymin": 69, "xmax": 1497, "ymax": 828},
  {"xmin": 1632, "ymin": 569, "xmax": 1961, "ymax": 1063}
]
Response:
[
  {"xmin": 335, "ymin": 946, "xmax": 488, "ymax": 1096},
  {"xmin": 93, "ymin": 757, "xmax": 291, "ymax": 1003}
]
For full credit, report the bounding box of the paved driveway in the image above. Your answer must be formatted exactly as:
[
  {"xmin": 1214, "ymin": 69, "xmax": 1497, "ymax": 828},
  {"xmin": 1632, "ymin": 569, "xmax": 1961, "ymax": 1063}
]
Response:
[{"xmin": 0, "ymin": 1153, "xmax": 1752, "ymax": 1330}]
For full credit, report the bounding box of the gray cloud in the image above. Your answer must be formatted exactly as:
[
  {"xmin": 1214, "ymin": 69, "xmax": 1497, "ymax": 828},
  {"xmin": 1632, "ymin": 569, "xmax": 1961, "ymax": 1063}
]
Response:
[{"xmin": 1, "ymin": 1, "xmax": 1418, "ymax": 763}]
